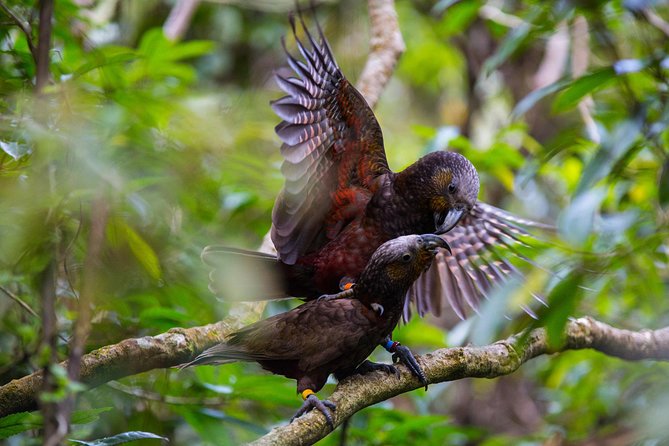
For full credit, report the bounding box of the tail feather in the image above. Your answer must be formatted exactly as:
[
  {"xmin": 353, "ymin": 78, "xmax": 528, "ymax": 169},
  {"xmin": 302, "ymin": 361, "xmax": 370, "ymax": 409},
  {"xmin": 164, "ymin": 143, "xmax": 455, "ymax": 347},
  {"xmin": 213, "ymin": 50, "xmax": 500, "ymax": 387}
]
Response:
[
  {"xmin": 201, "ymin": 245, "xmax": 290, "ymax": 301},
  {"xmin": 201, "ymin": 245, "xmax": 316, "ymax": 301},
  {"xmin": 179, "ymin": 333, "xmax": 281, "ymax": 369},
  {"xmin": 178, "ymin": 344, "xmax": 244, "ymax": 369}
]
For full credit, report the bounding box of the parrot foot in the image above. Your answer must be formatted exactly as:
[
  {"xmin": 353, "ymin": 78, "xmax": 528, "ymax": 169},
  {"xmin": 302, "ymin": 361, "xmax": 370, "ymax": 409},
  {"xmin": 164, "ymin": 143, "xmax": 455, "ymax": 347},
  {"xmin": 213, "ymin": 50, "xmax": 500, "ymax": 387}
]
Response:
[
  {"xmin": 291, "ymin": 393, "xmax": 336, "ymax": 430},
  {"xmin": 317, "ymin": 287, "xmax": 354, "ymax": 302},
  {"xmin": 392, "ymin": 344, "xmax": 428, "ymax": 390},
  {"xmin": 383, "ymin": 338, "xmax": 428, "ymax": 390},
  {"xmin": 354, "ymin": 360, "xmax": 400, "ymax": 379}
]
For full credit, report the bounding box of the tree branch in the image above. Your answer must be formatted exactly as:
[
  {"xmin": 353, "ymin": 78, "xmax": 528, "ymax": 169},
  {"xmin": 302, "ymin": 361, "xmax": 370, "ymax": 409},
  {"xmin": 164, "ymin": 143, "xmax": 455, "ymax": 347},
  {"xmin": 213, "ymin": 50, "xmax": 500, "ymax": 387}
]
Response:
[
  {"xmin": 355, "ymin": 0, "xmax": 405, "ymax": 109},
  {"xmin": 247, "ymin": 317, "xmax": 669, "ymax": 446},
  {"xmin": 0, "ymin": 319, "xmax": 242, "ymax": 418},
  {"xmin": 0, "ymin": 285, "xmax": 39, "ymax": 319},
  {"xmin": 1, "ymin": 316, "xmax": 668, "ymax": 441}
]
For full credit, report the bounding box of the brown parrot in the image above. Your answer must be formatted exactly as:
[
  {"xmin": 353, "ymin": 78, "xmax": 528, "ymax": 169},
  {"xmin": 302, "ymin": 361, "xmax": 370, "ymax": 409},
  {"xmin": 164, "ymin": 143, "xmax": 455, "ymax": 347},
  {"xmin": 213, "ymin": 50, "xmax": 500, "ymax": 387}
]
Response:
[
  {"xmin": 204, "ymin": 12, "xmax": 550, "ymax": 319},
  {"xmin": 182, "ymin": 234, "xmax": 449, "ymax": 428}
]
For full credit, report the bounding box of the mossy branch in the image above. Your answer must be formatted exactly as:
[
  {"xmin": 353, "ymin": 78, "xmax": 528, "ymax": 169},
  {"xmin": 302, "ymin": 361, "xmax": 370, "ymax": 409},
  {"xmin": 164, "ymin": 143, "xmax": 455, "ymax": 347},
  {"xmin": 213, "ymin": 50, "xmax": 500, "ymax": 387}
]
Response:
[
  {"xmin": 0, "ymin": 319, "xmax": 241, "ymax": 418},
  {"xmin": 248, "ymin": 317, "xmax": 669, "ymax": 446},
  {"xmin": 2, "ymin": 316, "xmax": 668, "ymax": 441}
]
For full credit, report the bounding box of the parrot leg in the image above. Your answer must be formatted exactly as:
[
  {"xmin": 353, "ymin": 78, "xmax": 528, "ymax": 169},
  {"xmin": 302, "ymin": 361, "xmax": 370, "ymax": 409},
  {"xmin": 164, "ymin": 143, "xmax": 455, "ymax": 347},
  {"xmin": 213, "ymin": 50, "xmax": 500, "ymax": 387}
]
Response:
[
  {"xmin": 338, "ymin": 276, "xmax": 356, "ymax": 290},
  {"xmin": 291, "ymin": 390, "xmax": 336, "ymax": 430},
  {"xmin": 382, "ymin": 337, "xmax": 428, "ymax": 390},
  {"xmin": 316, "ymin": 287, "xmax": 354, "ymax": 302}
]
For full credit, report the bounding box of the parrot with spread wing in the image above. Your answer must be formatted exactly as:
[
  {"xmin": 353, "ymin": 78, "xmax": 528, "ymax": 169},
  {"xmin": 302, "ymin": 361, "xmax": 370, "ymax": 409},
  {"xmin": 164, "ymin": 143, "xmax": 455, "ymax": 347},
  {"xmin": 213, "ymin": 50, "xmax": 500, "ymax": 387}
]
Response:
[{"xmin": 204, "ymin": 11, "xmax": 549, "ymax": 319}]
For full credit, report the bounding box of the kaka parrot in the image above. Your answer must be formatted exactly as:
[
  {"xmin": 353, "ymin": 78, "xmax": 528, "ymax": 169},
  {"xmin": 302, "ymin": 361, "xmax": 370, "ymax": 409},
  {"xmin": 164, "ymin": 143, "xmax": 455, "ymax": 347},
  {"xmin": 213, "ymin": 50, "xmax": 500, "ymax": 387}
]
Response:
[
  {"xmin": 204, "ymin": 11, "xmax": 550, "ymax": 319},
  {"xmin": 182, "ymin": 234, "xmax": 449, "ymax": 428}
]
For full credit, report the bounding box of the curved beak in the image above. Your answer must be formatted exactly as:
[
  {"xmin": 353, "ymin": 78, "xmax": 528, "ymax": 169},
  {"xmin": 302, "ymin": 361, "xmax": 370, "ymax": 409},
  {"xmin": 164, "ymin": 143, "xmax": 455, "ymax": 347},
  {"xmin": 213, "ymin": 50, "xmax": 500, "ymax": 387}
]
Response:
[
  {"xmin": 434, "ymin": 207, "xmax": 464, "ymax": 235},
  {"xmin": 419, "ymin": 234, "xmax": 451, "ymax": 255}
]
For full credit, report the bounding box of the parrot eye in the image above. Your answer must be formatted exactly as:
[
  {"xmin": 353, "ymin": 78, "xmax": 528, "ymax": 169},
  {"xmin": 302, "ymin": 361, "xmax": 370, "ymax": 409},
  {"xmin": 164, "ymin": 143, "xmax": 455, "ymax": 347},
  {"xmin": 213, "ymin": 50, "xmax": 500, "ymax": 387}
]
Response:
[
  {"xmin": 401, "ymin": 253, "xmax": 412, "ymax": 263},
  {"xmin": 448, "ymin": 183, "xmax": 457, "ymax": 194}
]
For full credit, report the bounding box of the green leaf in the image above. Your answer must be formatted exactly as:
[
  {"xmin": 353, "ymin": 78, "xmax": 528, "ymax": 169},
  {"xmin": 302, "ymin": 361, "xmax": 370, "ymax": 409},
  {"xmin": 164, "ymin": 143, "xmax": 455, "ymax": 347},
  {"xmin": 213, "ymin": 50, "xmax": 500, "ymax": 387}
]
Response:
[
  {"xmin": 0, "ymin": 408, "xmax": 111, "ymax": 439},
  {"xmin": 70, "ymin": 431, "xmax": 168, "ymax": 445},
  {"xmin": 137, "ymin": 29, "xmax": 169, "ymax": 56},
  {"xmin": 435, "ymin": 1, "xmax": 481, "ymax": 37},
  {"xmin": 552, "ymin": 68, "xmax": 616, "ymax": 113},
  {"xmin": 511, "ymin": 78, "xmax": 571, "ymax": 120},
  {"xmin": 163, "ymin": 41, "xmax": 215, "ymax": 62},
  {"xmin": 107, "ymin": 217, "xmax": 162, "ymax": 280},
  {"xmin": 393, "ymin": 317, "xmax": 447, "ymax": 348},
  {"xmin": 558, "ymin": 187, "xmax": 607, "ymax": 245},
  {"xmin": 575, "ymin": 114, "xmax": 644, "ymax": 195},
  {"xmin": 482, "ymin": 7, "xmax": 542, "ymax": 76},
  {"xmin": 138, "ymin": 307, "xmax": 189, "ymax": 329},
  {"xmin": 0, "ymin": 412, "xmax": 42, "ymax": 439},
  {"xmin": 0, "ymin": 140, "xmax": 31, "ymax": 160},
  {"xmin": 124, "ymin": 223, "xmax": 162, "ymax": 280},
  {"xmin": 543, "ymin": 271, "xmax": 584, "ymax": 348},
  {"xmin": 73, "ymin": 51, "xmax": 137, "ymax": 79},
  {"xmin": 70, "ymin": 408, "xmax": 113, "ymax": 425},
  {"xmin": 659, "ymin": 160, "xmax": 669, "ymax": 207}
]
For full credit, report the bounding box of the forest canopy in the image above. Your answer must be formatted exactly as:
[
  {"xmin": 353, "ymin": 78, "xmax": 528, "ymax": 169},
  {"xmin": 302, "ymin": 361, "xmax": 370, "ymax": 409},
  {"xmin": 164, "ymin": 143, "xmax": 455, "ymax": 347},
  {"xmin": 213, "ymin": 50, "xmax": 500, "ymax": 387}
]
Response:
[{"xmin": 1, "ymin": 0, "xmax": 669, "ymax": 445}]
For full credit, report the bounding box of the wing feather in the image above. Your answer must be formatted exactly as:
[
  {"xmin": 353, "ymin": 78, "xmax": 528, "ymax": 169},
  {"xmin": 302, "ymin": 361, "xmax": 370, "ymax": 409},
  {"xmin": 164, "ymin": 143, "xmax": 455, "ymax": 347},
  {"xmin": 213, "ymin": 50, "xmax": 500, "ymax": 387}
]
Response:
[
  {"xmin": 406, "ymin": 202, "xmax": 552, "ymax": 320},
  {"xmin": 270, "ymin": 12, "xmax": 390, "ymax": 264}
]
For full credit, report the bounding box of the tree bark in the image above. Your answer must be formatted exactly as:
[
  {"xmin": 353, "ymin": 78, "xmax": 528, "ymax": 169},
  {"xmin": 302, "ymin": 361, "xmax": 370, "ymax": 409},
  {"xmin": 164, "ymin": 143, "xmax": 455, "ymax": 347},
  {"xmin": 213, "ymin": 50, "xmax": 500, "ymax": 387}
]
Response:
[{"xmin": 355, "ymin": 0, "xmax": 405, "ymax": 109}]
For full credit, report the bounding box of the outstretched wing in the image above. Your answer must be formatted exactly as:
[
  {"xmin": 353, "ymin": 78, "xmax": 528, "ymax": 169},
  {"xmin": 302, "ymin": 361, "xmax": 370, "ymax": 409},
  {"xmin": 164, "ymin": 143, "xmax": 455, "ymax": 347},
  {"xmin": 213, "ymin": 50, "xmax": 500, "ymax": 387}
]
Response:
[
  {"xmin": 405, "ymin": 202, "xmax": 552, "ymax": 320},
  {"xmin": 271, "ymin": 12, "xmax": 390, "ymax": 264}
]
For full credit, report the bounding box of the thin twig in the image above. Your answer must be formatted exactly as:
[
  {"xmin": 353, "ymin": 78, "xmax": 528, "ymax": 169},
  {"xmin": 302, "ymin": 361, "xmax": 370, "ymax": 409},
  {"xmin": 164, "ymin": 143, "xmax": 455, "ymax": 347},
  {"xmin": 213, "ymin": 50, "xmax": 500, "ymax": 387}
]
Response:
[
  {"xmin": 0, "ymin": 285, "xmax": 70, "ymax": 344},
  {"xmin": 479, "ymin": 3, "xmax": 524, "ymax": 28},
  {"xmin": 642, "ymin": 9, "xmax": 669, "ymax": 38},
  {"xmin": 0, "ymin": 285, "xmax": 39, "ymax": 319},
  {"xmin": 0, "ymin": 2, "xmax": 38, "ymax": 63},
  {"xmin": 163, "ymin": 0, "xmax": 201, "ymax": 41}
]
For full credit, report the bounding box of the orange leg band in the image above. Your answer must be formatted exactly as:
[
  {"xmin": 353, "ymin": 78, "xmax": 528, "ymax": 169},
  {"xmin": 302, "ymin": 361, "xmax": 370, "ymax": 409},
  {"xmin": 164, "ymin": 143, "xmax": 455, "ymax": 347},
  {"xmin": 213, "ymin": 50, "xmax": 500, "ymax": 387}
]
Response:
[{"xmin": 301, "ymin": 389, "xmax": 315, "ymax": 400}]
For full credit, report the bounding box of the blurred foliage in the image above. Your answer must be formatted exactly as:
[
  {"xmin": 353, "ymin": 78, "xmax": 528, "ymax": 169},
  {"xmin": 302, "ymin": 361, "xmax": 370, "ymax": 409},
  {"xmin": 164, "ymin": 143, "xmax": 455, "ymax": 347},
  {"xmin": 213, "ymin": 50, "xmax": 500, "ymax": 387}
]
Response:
[{"xmin": 0, "ymin": 0, "xmax": 669, "ymax": 444}]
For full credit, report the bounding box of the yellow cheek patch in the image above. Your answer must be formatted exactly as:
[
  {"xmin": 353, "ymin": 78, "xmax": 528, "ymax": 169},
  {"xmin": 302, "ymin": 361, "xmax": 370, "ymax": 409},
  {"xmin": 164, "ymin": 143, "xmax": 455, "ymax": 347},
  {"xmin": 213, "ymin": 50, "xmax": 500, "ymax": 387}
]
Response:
[
  {"xmin": 430, "ymin": 195, "xmax": 448, "ymax": 211},
  {"xmin": 429, "ymin": 170, "xmax": 452, "ymax": 211},
  {"xmin": 432, "ymin": 170, "xmax": 452, "ymax": 190},
  {"xmin": 386, "ymin": 262, "xmax": 413, "ymax": 281}
]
